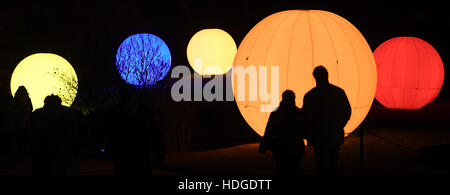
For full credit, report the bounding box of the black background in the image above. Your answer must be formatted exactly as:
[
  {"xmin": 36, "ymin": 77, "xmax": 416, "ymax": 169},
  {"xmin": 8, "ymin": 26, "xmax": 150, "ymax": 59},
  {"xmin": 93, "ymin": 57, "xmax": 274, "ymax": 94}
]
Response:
[{"xmin": 0, "ymin": 0, "xmax": 448, "ymax": 98}]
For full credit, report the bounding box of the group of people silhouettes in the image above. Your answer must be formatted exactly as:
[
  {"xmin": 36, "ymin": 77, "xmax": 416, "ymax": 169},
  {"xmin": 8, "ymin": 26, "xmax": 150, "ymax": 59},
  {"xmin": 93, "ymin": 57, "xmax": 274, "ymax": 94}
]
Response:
[
  {"xmin": 0, "ymin": 88, "xmax": 86, "ymax": 175},
  {"xmin": 0, "ymin": 65, "xmax": 349, "ymax": 176},
  {"xmin": 0, "ymin": 84, "xmax": 165, "ymax": 175},
  {"xmin": 260, "ymin": 66, "xmax": 351, "ymax": 175}
]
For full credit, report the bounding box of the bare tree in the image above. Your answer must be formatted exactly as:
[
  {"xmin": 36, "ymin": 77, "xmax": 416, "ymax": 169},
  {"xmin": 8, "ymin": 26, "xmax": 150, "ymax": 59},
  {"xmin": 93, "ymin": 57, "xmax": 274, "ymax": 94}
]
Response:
[
  {"xmin": 116, "ymin": 34, "xmax": 171, "ymax": 89},
  {"xmin": 51, "ymin": 67, "xmax": 78, "ymax": 107},
  {"xmin": 74, "ymin": 86, "xmax": 120, "ymax": 116}
]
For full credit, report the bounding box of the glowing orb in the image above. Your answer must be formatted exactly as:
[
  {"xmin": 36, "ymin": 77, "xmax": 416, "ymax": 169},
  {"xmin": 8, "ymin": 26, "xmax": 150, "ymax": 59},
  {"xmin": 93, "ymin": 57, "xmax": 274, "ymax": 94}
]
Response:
[
  {"xmin": 187, "ymin": 29, "xmax": 237, "ymax": 75},
  {"xmin": 232, "ymin": 10, "xmax": 377, "ymax": 136},
  {"xmin": 374, "ymin": 37, "xmax": 444, "ymax": 109},
  {"xmin": 116, "ymin": 33, "xmax": 171, "ymax": 86},
  {"xmin": 10, "ymin": 53, "xmax": 78, "ymax": 110}
]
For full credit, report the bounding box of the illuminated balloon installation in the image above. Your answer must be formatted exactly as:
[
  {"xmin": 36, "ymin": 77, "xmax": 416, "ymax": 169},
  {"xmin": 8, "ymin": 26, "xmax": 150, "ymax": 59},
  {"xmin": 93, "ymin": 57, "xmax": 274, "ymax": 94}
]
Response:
[
  {"xmin": 10, "ymin": 53, "xmax": 78, "ymax": 110},
  {"xmin": 374, "ymin": 37, "xmax": 444, "ymax": 109},
  {"xmin": 116, "ymin": 33, "xmax": 171, "ymax": 86},
  {"xmin": 232, "ymin": 10, "xmax": 377, "ymax": 136},
  {"xmin": 187, "ymin": 29, "xmax": 237, "ymax": 75}
]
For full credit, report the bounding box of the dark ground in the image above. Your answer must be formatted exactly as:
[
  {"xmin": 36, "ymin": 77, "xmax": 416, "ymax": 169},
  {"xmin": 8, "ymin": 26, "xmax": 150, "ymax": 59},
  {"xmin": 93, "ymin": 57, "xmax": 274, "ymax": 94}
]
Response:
[{"xmin": 1, "ymin": 100, "xmax": 449, "ymax": 175}]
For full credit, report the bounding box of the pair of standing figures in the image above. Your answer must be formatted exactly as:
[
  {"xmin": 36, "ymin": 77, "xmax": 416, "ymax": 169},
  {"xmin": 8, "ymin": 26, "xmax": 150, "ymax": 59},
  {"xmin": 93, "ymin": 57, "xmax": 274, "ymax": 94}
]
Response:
[{"xmin": 259, "ymin": 66, "xmax": 352, "ymax": 175}]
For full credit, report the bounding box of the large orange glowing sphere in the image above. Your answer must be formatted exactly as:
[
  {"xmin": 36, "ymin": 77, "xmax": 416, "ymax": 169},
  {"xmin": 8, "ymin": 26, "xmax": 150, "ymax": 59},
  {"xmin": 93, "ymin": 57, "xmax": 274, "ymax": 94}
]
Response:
[
  {"xmin": 374, "ymin": 37, "xmax": 444, "ymax": 109},
  {"xmin": 232, "ymin": 10, "xmax": 377, "ymax": 136}
]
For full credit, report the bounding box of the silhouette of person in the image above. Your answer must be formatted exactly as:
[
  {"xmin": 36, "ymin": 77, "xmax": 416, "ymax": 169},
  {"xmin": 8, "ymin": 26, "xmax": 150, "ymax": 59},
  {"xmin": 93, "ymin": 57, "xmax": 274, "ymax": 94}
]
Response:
[
  {"xmin": 303, "ymin": 66, "xmax": 351, "ymax": 175},
  {"xmin": 59, "ymin": 106, "xmax": 82, "ymax": 175},
  {"xmin": 0, "ymin": 82, "xmax": 13, "ymax": 128},
  {"xmin": 111, "ymin": 88, "xmax": 165, "ymax": 176},
  {"xmin": 259, "ymin": 90, "xmax": 307, "ymax": 175},
  {"xmin": 9, "ymin": 86, "xmax": 33, "ymax": 158},
  {"xmin": 31, "ymin": 95, "xmax": 78, "ymax": 175},
  {"xmin": 0, "ymin": 83, "xmax": 13, "ymax": 159},
  {"xmin": 148, "ymin": 109, "xmax": 165, "ymax": 170}
]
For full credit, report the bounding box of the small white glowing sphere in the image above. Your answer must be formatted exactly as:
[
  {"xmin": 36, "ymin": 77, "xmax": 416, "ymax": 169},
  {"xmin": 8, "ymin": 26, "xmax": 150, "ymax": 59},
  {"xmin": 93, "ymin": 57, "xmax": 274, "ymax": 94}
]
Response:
[{"xmin": 187, "ymin": 29, "xmax": 237, "ymax": 75}]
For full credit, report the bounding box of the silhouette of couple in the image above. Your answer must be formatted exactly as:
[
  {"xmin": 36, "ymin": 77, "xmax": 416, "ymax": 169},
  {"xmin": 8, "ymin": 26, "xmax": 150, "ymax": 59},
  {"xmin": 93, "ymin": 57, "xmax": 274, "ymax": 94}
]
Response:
[
  {"xmin": 13, "ymin": 86, "xmax": 165, "ymax": 175},
  {"xmin": 259, "ymin": 66, "xmax": 351, "ymax": 175},
  {"xmin": 31, "ymin": 94, "xmax": 81, "ymax": 175}
]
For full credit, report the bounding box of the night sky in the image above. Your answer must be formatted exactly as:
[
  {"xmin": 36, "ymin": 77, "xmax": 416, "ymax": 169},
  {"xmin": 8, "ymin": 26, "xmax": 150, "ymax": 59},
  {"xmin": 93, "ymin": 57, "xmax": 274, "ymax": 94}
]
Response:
[{"xmin": 0, "ymin": 0, "xmax": 448, "ymax": 98}]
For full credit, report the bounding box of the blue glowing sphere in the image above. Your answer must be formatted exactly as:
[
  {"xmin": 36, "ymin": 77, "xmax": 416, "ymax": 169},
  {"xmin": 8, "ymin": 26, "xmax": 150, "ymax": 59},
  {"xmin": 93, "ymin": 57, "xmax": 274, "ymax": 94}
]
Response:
[{"xmin": 116, "ymin": 33, "xmax": 171, "ymax": 86}]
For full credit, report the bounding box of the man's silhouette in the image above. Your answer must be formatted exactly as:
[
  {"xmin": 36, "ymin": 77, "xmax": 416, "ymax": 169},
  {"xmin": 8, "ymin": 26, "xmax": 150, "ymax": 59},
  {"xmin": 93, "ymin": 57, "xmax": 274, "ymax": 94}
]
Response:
[
  {"xmin": 259, "ymin": 90, "xmax": 306, "ymax": 175},
  {"xmin": 31, "ymin": 95, "xmax": 64, "ymax": 175},
  {"xmin": 111, "ymin": 88, "xmax": 165, "ymax": 175},
  {"xmin": 303, "ymin": 66, "xmax": 351, "ymax": 175}
]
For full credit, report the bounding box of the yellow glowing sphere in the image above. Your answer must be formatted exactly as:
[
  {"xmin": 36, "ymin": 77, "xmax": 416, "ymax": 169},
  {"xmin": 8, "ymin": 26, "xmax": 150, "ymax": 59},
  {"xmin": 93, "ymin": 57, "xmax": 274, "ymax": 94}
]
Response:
[
  {"xmin": 187, "ymin": 29, "xmax": 237, "ymax": 75},
  {"xmin": 10, "ymin": 53, "xmax": 78, "ymax": 110},
  {"xmin": 232, "ymin": 10, "xmax": 377, "ymax": 136}
]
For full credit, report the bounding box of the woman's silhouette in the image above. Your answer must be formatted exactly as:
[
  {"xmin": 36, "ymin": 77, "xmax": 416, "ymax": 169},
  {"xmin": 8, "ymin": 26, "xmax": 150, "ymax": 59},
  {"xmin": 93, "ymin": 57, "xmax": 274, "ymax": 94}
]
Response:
[
  {"xmin": 259, "ymin": 90, "xmax": 307, "ymax": 175},
  {"xmin": 9, "ymin": 86, "xmax": 33, "ymax": 158}
]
